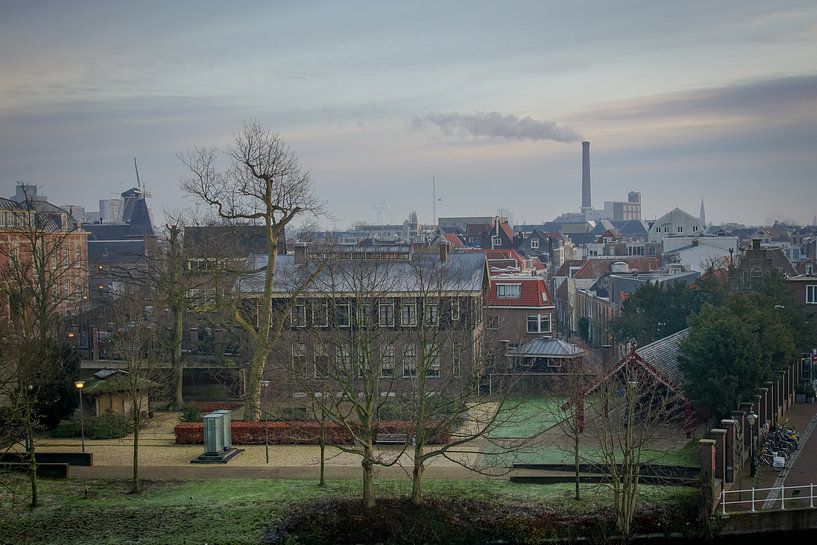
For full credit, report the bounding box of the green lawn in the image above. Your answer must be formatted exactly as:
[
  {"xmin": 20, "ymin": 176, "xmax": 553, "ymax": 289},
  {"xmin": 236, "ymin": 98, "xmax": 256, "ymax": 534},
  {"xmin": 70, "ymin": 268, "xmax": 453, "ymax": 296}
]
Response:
[
  {"xmin": 482, "ymin": 439, "xmax": 700, "ymax": 467},
  {"xmin": 490, "ymin": 396, "xmax": 568, "ymax": 438},
  {"xmin": 0, "ymin": 477, "xmax": 698, "ymax": 545}
]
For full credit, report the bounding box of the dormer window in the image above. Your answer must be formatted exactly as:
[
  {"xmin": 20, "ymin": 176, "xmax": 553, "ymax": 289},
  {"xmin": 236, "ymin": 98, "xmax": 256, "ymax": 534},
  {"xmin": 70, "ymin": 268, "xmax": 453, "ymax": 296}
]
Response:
[
  {"xmin": 496, "ymin": 284, "xmax": 520, "ymax": 298},
  {"xmin": 491, "ymin": 235, "xmax": 502, "ymax": 247},
  {"xmin": 530, "ymin": 238, "xmax": 539, "ymax": 249}
]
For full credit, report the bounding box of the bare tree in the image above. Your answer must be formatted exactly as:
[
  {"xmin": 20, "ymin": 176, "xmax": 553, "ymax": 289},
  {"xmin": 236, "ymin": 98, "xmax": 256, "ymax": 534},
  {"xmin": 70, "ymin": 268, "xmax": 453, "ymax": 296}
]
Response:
[
  {"xmin": 0, "ymin": 185, "xmax": 86, "ymax": 508},
  {"xmin": 580, "ymin": 345, "xmax": 686, "ymax": 540},
  {"xmin": 180, "ymin": 121, "xmax": 323, "ymax": 420},
  {"xmin": 280, "ymin": 255, "xmax": 406, "ymax": 509}
]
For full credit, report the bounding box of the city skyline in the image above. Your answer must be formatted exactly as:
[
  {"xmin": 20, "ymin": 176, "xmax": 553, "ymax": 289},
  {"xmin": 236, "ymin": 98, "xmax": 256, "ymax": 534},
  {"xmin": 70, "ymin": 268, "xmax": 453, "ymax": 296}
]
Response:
[{"xmin": 1, "ymin": 1, "xmax": 816, "ymax": 227}]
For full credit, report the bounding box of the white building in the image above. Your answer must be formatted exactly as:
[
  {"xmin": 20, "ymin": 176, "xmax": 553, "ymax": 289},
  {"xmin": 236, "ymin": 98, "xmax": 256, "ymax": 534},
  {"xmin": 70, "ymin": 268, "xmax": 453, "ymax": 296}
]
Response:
[{"xmin": 647, "ymin": 208, "xmax": 704, "ymax": 243}]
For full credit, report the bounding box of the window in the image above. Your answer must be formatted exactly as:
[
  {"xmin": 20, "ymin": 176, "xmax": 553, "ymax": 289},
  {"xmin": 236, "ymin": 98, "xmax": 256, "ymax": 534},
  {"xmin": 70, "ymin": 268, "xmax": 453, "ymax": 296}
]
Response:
[
  {"xmin": 336, "ymin": 346, "xmax": 353, "ymax": 376},
  {"xmin": 292, "ymin": 301, "xmax": 307, "ymax": 327},
  {"xmin": 486, "ymin": 315, "xmax": 499, "ymax": 330},
  {"xmin": 527, "ymin": 314, "xmax": 552, "ymax": 333},
  {"xmin": 807, "ymin": 285, "xmax": 817, "ymax": 304},
  {"xmin": 530, "ymin": 238, "xmax": 539, "ymax": 250},
  {"xmin": 491, "ymin": 235, "xmax": 502, "ymax": 247},
  {"xmin": 692, "ymin": 225, "xmax": 698, "ymax": 232},
  {"xmin": 424, "ymin": 343, "xmax": 440, "ymax": 378},
  {"xmin": 452, "ymin": 342, "xmax": 463, "ymax": 377},
  {"xmin": 424, "ymin": 303, "xmax": 438, "ymax": 326},
  {"xmin": 292, "ymin": 343, "xmax": 307, "ymax": 372},
  {"xmin": 677, "ymin": 226, "xmax": 683, "ymax": 233},
  {"xmin": 496, "ymin": 284, "xmax": 521, "ymax": 298},
  {"xmin": 315, "ymin": 345, "xmax": 329, "ymax": 377},
  {"xmin": 335, "ymin": 302, "xmax": 351, "ymax": 327},
  {"xmin": 402, "ymin": 346, "xmax": 417, "ymax": 377},
  {"xmin": 401, "ymin": 301, "xmax": 418, "ymax": 326},
  {"xmin": 378, "ymin": 300, "xmax": 395, "ymax": 327},
  {"xmin": 313, "ymin": 301, "xmax": 329, "ymax": 327},
  {"xmin": 450, "ymin": 299, "xmax": 460, "ymax": 321},
  {"xmin": 381, "ymin": 346, "xmax": 395, "ymax": 377}
]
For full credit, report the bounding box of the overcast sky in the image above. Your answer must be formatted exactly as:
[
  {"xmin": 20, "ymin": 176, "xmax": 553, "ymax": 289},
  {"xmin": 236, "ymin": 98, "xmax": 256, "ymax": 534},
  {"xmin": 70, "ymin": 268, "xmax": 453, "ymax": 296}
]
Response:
[{"xmin": 1, "ymin": 1, "xmax": 816, "ymax": 228}]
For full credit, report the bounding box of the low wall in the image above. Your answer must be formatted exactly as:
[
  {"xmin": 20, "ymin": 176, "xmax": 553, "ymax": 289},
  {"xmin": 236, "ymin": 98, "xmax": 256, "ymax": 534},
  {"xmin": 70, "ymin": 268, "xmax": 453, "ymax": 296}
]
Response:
[
  {"xmin": 174, "ymin": 420, "xmax": 451, "ymax": 445},
  {"xmin": 0, "ymin": 463, "xmax": 70, "ymax": 479},
  {"xmin": 721, "ymin": 508, "xmax": 817, "ymax": 535},
  {"xmin": 0, "ymin": 452, "xmax": 93, "ymax": 466}
]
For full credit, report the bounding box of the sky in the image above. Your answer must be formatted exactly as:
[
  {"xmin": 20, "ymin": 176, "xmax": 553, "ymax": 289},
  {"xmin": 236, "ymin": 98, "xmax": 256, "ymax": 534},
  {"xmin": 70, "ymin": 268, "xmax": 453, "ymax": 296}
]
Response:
[{"xmin": 1, "ymin": 0, "xmax": 816, "ymax": 229}]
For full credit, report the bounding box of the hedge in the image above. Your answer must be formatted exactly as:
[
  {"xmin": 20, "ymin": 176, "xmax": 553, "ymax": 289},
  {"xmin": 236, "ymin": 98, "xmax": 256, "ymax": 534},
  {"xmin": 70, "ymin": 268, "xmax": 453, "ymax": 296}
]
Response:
[{"xmin": 174, "ymin": 420, "xmax": 451, "ymax": 445}]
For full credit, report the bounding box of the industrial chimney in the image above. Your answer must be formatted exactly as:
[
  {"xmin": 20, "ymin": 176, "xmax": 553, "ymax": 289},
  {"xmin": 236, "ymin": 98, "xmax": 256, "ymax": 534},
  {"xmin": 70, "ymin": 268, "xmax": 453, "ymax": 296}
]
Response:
[{"xmin": 581, "ymin": 141, "xmax": 591, "ymax": 213}]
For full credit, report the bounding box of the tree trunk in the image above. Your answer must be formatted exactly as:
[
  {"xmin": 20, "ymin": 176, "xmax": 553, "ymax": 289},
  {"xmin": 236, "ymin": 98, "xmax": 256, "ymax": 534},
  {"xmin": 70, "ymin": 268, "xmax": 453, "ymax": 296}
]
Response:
[
  {"xmin": 411, "ymin": 453, "xmax": 425, "ymax": 506},
  {"xmin": 243, "ymin": 350, "xmax": 267, "ymax": 421},
  {"xmin": 27, "ymin": 429, "xmax": 38, "ymax": 509},
  {"xmin": 319, "ymin": 415, "xmax": 326, "ymax": 487},
  {"xmin": 361, "ymin": 447, "xmax": 376, "ymax": 509},
  {"xmin": 132, "ymin": 415, "xmax": 141, "ymax": 493},
  {"xmin": 574, "ymin": 426, "xmax": 581, "ymax": 500},
  {"xmin": 172, "ymin": 305, "xmax": 184, "ymax": 409}
]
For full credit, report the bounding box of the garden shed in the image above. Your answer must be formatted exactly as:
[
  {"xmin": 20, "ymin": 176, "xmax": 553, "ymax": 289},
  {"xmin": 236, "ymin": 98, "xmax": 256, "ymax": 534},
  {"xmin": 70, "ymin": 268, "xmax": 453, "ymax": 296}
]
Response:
[{"xmin": 83, "ymin": 369, "xmax": 156, "ymax": 417}]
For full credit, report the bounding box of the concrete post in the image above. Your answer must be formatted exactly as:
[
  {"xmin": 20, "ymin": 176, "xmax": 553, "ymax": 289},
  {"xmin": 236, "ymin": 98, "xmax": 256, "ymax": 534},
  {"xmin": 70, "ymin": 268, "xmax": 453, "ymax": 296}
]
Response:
[
  {"xmin": 739, "ymin": 402, "xmax": 754, "ymax": 451},
  {"xmin": 699, "ymin": 439, "xmax": 716, "ymax": 478},
  {"xmin": 757, "ymin": 391, "xmax": 768, "ymax": 430},
  {"xmin": 721, "ymin": 419, "xmax": 736, "ymax": 483},
  {"xmin": 711, "ymin": 428, "xmax": 727, "ymax": 481},
  {"xmin": 764, "ymin": 381, "xmax": 775, "ymax": 425}
]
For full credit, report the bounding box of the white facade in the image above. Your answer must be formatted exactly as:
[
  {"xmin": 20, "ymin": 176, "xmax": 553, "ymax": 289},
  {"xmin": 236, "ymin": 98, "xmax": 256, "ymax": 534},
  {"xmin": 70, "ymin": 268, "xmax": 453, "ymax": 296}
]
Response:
[
  {"xmin": 99, "ymin": 198, "xmax": 123, "ymax": 223},
  {"xmin": 648, "ymin": 208, "xmax": 704, "ymax": 243},
  {"xmin": 666, "ymin": 245, "xmax": 732, "ymax": 273},
  {"xmin": 662, "ymin": 234, "xmax": 738, "ymax": 253}
]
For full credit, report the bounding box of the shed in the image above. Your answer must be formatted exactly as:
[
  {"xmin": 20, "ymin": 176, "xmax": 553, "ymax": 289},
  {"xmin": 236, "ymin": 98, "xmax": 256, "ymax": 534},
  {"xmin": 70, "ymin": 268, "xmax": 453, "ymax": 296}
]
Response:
[{"xmin": 83, "ymin": 370, "xmax": 156, "ymax": 418}]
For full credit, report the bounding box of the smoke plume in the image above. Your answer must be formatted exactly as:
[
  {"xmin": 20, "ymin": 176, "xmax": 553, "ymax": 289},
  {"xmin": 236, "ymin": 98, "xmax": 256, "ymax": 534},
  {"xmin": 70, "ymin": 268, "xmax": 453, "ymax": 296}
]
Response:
[{"xmin": 413, "ymin": 111, "xmax": 581, "ymax": 142}]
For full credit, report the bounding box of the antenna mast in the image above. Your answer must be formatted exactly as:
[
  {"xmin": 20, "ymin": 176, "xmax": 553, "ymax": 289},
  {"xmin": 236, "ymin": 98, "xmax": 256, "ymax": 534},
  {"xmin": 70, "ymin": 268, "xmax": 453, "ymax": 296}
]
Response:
[{"xmin": 432, "ymin": 174, "xmax": 436, "ymax": 226}]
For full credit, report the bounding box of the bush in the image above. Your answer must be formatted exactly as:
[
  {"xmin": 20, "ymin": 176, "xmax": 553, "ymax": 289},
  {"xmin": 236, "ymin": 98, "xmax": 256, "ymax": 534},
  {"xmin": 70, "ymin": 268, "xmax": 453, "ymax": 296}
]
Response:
[
  {"xmin": 89, "ymin": 413, "xmax": 131, "ymax": 439},
  {"xmin": 796, "ymin": 382, "xmax": 816, "ymax": 396},
  {"xmin": 271, "ymin": 407, "xmax": 310, "ymax": 421},
  {"xmin": 178, "ymin": 404, "xmax": 204, "ymax": 423},
  {"xmin": 49, "ymin": 420, "xmax": 82, "ymax": 438}
]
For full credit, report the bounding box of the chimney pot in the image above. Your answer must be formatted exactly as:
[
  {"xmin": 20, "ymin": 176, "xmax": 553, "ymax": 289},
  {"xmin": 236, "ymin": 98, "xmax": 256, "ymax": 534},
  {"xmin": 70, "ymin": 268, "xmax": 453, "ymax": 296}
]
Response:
[{"xmin": 294, "ymin": 242, "xmax": 310, "ymax": 265}]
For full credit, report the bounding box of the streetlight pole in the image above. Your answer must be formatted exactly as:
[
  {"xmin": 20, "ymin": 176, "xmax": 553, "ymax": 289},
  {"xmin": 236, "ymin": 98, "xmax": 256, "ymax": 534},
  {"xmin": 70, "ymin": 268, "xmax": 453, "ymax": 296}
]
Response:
[
  {"xmin": 74, "ymin": 381, "xmax": 86, "ymax": 453},
  {"xmin": 261, "ymin": 380, "xmax": 270, "ymax": 464},
  {"xmin": 747, "ymin": 407, "xmax": 758, "ymax": 479}
]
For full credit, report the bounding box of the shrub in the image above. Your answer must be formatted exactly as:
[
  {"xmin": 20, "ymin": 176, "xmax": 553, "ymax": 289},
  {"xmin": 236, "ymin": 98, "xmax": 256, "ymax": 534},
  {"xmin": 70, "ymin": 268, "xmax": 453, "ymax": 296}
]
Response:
[
  {"xmin": 49, "ymin": 420, "xmax": 82, "ymax": 438},
  {"xmin": 89, "ymin": 413, "xmax": 131, "ymax": 439},
  {"xmin": 178, "ymin": 404, "xmax": 204, "ymax": 423},
  {"xmin": 271, "ymin": 407, "xmax": 310, "ymax": 421}
]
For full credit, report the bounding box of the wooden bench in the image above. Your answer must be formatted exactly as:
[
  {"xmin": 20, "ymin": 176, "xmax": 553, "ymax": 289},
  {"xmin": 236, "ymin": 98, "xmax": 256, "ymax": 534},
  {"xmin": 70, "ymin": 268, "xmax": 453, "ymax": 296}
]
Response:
[{"xmin": 375, "ymin": 433, "xmax": 409, "ymax": 445}]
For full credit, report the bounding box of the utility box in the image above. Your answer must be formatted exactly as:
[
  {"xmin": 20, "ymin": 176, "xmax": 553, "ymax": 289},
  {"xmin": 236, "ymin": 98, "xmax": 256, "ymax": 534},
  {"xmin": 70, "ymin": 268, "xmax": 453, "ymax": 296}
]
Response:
[
  {"xmin": 212, "ymin": 409, "xmax": 233, "ymax": 449},
  {"xmin": 203, "ymin": 414, "xmax": 225, "ymax": 455}
]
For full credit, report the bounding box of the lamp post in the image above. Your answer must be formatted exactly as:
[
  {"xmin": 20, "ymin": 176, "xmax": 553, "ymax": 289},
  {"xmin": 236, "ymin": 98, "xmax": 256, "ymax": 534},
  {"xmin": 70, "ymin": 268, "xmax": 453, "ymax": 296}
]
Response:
[
  {"xmin": 747, "ymin": 407, "xmax": 758, "ymax": 478},
  {"xmin": 74, "ymin": 380, "xmax": 86, "ymax": 453},
  {"xmin": 261, "ymin": 380, "xmax": 270, "ymax": 464}
]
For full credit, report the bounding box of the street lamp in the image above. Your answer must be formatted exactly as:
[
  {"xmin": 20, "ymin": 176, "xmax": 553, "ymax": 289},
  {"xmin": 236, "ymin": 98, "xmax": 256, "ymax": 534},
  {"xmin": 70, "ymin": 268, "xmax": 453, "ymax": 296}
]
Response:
[
  {"xmin": 74, "ymin": 380, "xmax": 86, "ymax": 453},
  {"xmin": 261, "ymin": 380, "xmax": 270, "ymax": 464},
  {"xmin": 746, "ymin": 407, "xmax": 758, "ymax": 478}
]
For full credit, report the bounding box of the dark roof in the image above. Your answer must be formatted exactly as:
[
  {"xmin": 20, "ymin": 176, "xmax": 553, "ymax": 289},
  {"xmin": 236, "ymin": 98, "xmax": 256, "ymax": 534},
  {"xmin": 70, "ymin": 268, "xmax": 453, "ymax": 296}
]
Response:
[
  {"xmin": 185, "ymin": 225, "xmax": 286, "ymax": 257},
  {"xmin": 613, "ymin": 220, "xmax": 650, "ymax": 237},
  {"xmin": 87, "ymin": 240, "xmax": 147, "ymax": 263},
  {"xmin": 83, "ymin": 223, "xmax": 132, "ymax": 241},
  {"xmin": 125, "ymin": 198, "xmax": 154, "ymax": 238},
  {"xmin": 240, "ymin": 252, "xmax": 486, "ymax": 295},
  {"xmin": 635, "ymin": 328, "xmax": 689, "ymax": 386}
]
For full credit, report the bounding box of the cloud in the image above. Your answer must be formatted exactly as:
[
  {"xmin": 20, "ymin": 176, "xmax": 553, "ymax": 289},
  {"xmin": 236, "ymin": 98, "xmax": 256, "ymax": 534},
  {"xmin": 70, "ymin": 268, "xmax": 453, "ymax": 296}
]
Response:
[
  {"xmin": 412, "ymin": 111, "xmax": 582, "ymax": 142},
  {"xmin": 583, "ymin": 73, "xmax": 817, "ymax": 123}
]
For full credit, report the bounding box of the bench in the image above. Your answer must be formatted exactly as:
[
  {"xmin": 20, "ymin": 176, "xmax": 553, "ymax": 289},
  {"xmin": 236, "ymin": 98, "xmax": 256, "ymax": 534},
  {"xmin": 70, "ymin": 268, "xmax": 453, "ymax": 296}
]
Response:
[{"xmin": 375, "ymin": 433, "xmax": 409, "ymax": 445}]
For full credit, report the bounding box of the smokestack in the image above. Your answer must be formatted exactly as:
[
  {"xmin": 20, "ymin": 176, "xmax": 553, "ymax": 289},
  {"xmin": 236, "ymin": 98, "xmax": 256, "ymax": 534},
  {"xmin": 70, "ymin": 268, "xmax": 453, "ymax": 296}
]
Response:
[{"xmin": 581, "ymin": 141, "xmax": 591, "ymax": 211}]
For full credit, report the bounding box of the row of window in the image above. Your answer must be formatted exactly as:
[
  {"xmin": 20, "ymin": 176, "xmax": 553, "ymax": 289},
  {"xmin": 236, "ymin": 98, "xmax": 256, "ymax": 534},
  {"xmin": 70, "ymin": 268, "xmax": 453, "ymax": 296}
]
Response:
[
  {"xmin": 291, "ymin": 299, "xmax": 463, "ymax": 328},
  {"xmin": 807, "ymin": 285, "xmax": 817, "ymax": 305},
  {"xmin": 485, "ymin": 313, "xmax": 552, "ymax": 334},
  {"xmin": 290, "ymin": 342, "xmax": 464, "ymax": 378}
]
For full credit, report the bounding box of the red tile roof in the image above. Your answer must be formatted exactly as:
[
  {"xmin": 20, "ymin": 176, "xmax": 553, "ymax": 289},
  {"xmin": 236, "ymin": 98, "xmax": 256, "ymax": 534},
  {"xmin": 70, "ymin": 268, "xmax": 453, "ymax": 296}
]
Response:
[
  {"xmin": 442, "ymin": 233, "xmax": 465, "ymax": 248},
  {"xmin": 487, "ymin": 275, "xmax": 553, "ymax": 307}
]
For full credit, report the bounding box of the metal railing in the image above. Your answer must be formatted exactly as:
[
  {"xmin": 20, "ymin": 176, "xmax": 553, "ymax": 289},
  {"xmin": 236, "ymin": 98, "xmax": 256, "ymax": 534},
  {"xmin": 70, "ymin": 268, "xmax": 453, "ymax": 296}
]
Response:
[{"xmin": 721, "ymin": 483, "xmax": 816, "ymax": 515}]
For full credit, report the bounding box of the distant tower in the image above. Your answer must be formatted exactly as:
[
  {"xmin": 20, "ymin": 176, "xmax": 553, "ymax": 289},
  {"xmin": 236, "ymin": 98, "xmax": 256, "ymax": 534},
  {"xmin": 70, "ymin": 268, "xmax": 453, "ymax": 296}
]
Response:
[
  {"xmin": 699, "ymin": 198, "xmax": 706, "ymax": 227},
  {"xmin": 581, "ymin": 141, "xmax": 591, "ymax": 214}
]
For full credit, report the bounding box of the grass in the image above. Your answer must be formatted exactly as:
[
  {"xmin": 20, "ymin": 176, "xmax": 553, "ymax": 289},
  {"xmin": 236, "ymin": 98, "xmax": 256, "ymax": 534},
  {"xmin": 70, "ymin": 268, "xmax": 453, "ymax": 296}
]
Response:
[
  {"xmin": 483, "ymin": 439, "xmax": 701, "ymax": 467},
  {"xmin": 0, "ymin": 476, "xmax": 698, "ymax": 545},
  {"xmin": 490, "ymin": 396, "xmax": 568, "ymax": 438}
]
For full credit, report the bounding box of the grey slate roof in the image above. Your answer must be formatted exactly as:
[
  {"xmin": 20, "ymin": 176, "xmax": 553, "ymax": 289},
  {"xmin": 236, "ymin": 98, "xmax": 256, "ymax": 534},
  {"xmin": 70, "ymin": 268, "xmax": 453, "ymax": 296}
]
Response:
[
  {"xmin": 635, "ymin": 328, "xmax": 689, "ymax": 386},
  {"xmin": 237, "ymin": 252, "xmax": 486, "ymax": 295},
  {"xmin": 512, "ymin": 338, "xmax": 584, "ymax": 358}
]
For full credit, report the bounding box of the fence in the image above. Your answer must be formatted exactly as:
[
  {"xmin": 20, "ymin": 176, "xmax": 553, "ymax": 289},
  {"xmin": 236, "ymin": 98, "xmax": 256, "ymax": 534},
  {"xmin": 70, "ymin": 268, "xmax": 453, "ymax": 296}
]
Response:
[{"xmin": 721, "ymin": 483, "xmax": 816, "ymax": 515}]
